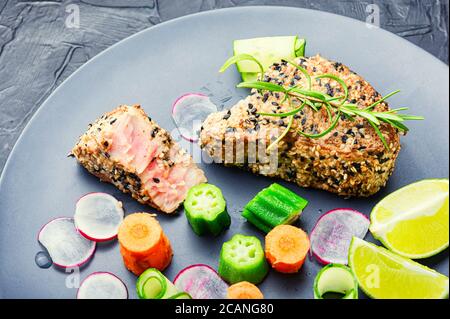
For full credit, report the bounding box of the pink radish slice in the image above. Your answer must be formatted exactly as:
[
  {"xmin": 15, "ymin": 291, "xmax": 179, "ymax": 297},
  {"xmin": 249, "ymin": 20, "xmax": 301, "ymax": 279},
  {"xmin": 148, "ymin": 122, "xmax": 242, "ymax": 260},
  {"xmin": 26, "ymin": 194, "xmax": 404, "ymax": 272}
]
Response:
[
  {"xmin": 74, "ymin": 193, "xmax": 124, "ymax": 242},
  {"xmin": 38, "ymin": 217, "xmax": 96, "ymax": 268},
  {"xmin": 77, "ymin": 272, "xmax": 128, "ymax": 299},
  {"xmin": 310, "ymin": 208, "xmax": 370, "ymax": 265},
  {"xmin": 172, "ymin": 93, "xmax": 218, "ymax": 142},
  {"xmin": 173, "ymin": 264, "xmax": 229, "ymax": 299}
]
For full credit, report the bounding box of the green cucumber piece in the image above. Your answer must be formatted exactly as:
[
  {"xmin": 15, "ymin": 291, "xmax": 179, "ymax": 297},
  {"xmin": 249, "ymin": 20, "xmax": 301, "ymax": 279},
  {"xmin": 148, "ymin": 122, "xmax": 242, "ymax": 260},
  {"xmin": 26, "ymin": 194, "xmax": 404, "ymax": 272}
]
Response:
[
  {"xmin": 242, "ymin": 183, "xmax": 308, "ymax": 233},
  {"xmin": 168, "ymin": 292, "xmax": 192, "ymax": 299},
  {"xmin": 233, "ymin": 36, "xmax": 306, "ymax": 74},
  {"xmin": 313, "ymin": 264, "xmax": 358, "ymax": 299},
  {"xmin": 184, "ymin": 184, "xmax": 231, "ymax": 236},
  {"xmin": 218, "ymin": 234, "xmax": 268, "ymax": 284},
  {"xmin": 136, "ymin": 268, "xmax": 180, "ymax": 299}
]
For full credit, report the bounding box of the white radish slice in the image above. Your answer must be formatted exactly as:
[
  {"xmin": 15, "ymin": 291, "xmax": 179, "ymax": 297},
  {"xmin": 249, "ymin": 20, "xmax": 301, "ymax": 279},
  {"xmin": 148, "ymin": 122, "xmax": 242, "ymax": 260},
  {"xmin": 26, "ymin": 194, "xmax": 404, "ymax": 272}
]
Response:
[
  {"xmin": 77, "ymin": 272, "xmax": 128, "ymax": 299},
  {"xmin": 310, "ymin": 208, "xmax": 370, "ymax": 265},
  {"xmin": 38, "ymin": 217, "xmax": 96, "ymax": 268},
  {"xmin": 172, "ymin": 93, "xmax": 218, "ymax": 142},
  {"xmin": 173, "ymin": 264, "xmax": 229, "ymax": 299},
  {"xmin": 75, "ymin": 193, "xmax": 124, "ymax": 242}
]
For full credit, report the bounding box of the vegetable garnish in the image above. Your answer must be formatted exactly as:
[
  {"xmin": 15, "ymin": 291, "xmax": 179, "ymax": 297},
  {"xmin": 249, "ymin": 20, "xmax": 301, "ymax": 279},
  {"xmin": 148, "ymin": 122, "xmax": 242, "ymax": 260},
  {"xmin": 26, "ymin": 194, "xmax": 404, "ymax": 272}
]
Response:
[
  {"xmin": 242, "ymin": 183, "xmax": 308, "ymax": 233},
  {"xmin": 38, "ymin": 217, "xmax": 96, "ymax": 268},
  {"xmin": 218, "ymin": 234, "xmax": 268, "ymax": 284},
  {"xmin": 184, "ymin": 183, "xmax": 231, "ymax": 236},
  {"xmin": 228, "ymin": 36, "xmax": 306, "ymax": 81},
  {"xmin": 74, "ymin": 192, "xmax": 124, "ymax": 242},
  {"xmin": 227, "ymin": 281, "xmax": 264, "ymax": 299},
  {"xmin": 77, "ymin": 272, "xmax": 128, "ymax": 299},
  {"xmin": 118, "ymin": 213, "xmax": 173, "ymax": 276},
  {"xmin": 265, "ymin": 225, "xmax": 310, "ymax": 273},
  {"xmin": 136, "ymin": 268, "xmax": 183, "ymax": 299},
  {"xmin": 172, "ymin": 93, "xmax": 218, "ymax": 142},
  {"xmin": 313, "ymin": 264, "xmax": 358, "ymax": 299},
  {"xmin": 173, "ymin": 264, "xmax": 229, "ymax": 299},
  {"xmin": 310, "ymin": 208, "xmax": 369, "ymax": 265},
  {"xmin": 220, "ymin": 55, "xmax": 424, "ymax": 150}
]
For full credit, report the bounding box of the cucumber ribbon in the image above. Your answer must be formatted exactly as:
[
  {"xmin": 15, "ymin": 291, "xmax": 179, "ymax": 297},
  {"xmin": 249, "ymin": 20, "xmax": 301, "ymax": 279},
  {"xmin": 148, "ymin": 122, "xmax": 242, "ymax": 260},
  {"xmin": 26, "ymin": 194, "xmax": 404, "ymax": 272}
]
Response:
[{"xmin": 313, "ymin": 264, "xmax": 359, "ymax": 299}]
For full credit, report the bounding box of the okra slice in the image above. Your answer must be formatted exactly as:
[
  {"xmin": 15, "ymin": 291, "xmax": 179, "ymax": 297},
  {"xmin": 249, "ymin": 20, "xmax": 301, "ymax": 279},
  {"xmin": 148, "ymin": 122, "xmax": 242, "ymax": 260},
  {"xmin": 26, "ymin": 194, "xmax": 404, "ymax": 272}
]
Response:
[
  {"xmin": 184, "ymin": 183, "xmax": 231, "ymax": 236},
  {"xmin": 136, "ymin": 268, "xmax": 179, "ymax": 299},
  {"xmin": 242, "ymin": 183, "xmax": 308, "ymax": 233},
  {"xmin": 218, "ymin": 234, "xmax": 268, "ymax": 284}
]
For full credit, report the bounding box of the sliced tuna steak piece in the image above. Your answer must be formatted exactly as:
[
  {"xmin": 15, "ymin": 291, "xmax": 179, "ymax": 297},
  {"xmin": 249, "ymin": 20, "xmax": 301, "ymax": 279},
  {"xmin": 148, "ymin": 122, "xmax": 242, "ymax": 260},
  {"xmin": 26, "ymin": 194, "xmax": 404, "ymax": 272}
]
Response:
[
  {"xmin": 200, "ymin": 55, "xmax": 401, "ymax": 197},
  {"xmin": 72, "ymin": 104, "xmax": 207, "ymax": 213}
]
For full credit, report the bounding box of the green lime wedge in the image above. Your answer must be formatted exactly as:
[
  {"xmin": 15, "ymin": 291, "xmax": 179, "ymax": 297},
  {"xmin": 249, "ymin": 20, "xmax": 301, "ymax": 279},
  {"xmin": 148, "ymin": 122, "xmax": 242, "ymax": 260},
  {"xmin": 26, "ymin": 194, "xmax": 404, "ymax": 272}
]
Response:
[
  {"xmin": 370, "ymin": 179, "xmax": 449, "ymax": 259},
  {"xmin": 349, "ymin": 237, "xmax": 449, "ymax": 299}
]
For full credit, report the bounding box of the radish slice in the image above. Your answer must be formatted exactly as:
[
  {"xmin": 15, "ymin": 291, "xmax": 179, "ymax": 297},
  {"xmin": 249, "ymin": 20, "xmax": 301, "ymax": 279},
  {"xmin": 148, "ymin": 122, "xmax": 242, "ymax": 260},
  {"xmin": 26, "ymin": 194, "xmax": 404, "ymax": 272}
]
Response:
[
  {"xmin": 173, "ymin": 264, "xmax": 229, "ymax": 299},
  {"xmin": 172, "ymin": 93, "xmax": 218, "ymax": 142},
  {"xmin": 38, "ymin": 217, "xmax": 96, "ymax": 268},
  {"xmin": 310, "ymin": 208, "xmax": 369, "ymax": 265},
  {"xmin": 74, "ymin": 193, "xmax": 124, "ymax": 242},
  {"xmin": 77, "ymin": 272, "xmax": 128, "ymax": 299}
]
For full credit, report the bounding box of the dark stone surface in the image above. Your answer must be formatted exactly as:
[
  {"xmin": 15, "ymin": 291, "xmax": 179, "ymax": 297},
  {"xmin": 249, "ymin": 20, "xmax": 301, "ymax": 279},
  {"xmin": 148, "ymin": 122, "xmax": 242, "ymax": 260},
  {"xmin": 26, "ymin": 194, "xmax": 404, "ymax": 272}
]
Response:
[{"xmin": 0, "ymin": 0, "xmax": 448, "ymax": 174}]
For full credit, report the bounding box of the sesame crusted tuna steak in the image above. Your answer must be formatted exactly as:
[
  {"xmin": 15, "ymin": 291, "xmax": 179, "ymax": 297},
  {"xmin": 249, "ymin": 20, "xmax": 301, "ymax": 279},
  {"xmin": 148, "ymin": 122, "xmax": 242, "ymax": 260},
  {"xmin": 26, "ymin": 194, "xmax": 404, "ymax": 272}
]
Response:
[
  {"xmin": 72, "ymin": 105, "xmax": 207, "ymax": 213},
  {"xmin": 200, "ymin": 55, "xmax": 400, "ymax": 197}
]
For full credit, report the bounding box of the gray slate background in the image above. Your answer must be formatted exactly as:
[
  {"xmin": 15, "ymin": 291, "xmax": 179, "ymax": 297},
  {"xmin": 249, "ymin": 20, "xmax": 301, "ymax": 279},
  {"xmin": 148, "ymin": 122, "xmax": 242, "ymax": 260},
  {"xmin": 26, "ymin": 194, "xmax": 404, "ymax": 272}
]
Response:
[{"xmin": 0, "ymin": 0, "xmax": 448, "ymax": 174}]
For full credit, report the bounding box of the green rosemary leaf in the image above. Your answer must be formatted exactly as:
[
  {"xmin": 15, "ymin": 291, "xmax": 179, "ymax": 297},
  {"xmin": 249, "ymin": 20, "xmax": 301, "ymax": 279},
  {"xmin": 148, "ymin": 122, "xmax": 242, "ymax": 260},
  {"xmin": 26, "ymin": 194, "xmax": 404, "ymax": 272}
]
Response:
[
  {"xmin": 387, "ymin": 107, "xmax": 409, "ymax": 113},
  {"xmin": 383, "ymin": 118, "xmax": 409, "ymax": 132},
  {"xmin": 365, "ymin": 90, "xmax": 401, "ymax": 110},
  {"xmin": 315, "ymin": 74, "xmax": 349, "ymax": 106},
  {"xmin": 352, "ymin": 109, "xmax": 380, "ymax": 125},
  {"xmin": 368, "ymin": 120, "xmax": 389, "ymax": 150},
  {"xmin": 373, "ymin": 112, "xmax": 406, "ymax": 122},
  {"xmin": 298, "ymin": 103, "xmax": 340, "ymax": 138},
  {"xmin": 284, "ymin": 58, "xmax": 312, "ymax": 89},
  {"xmin": 398, "ymin": 115, "xmax": 425, "ymax": 121},
  {"xmin": 304, "ymin": 99, "xmax": 319, "ymax": 112},
  {"xmin": 258, "ymin": 101, "xmax": 306, "ymax": 118},
  {"xmin": 290, "ymin": 87, "xmax": 327, "ymax": 101},
  {"xmin": 237, "ymin": 81, "xmax": 287, "ymax": 92},
  {"xmin": 267, "ymin": 116, "xmax": 294, "ymax": 151},
  {"xmin": 219, "ymin": 54, "xmax": 264, "ymax": 76}
]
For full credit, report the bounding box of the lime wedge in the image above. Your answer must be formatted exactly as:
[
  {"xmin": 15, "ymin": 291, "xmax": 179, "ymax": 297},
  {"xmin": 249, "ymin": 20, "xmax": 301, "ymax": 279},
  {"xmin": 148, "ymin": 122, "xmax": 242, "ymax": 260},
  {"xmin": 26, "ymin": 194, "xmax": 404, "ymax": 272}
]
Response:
[
  {"xmin": 370, "ymin": 179, "xmax": 449, "ymax": 259},
  {"xmin": 349, "ymin": 237, "xmax": 449, "ymax": 299}
]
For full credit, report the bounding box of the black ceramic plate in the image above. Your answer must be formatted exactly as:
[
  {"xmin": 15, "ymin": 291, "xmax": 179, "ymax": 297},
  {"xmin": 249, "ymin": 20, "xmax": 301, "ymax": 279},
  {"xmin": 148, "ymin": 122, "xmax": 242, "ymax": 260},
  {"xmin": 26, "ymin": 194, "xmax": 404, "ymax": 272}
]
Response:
[{"xmin": 0, "ymin": 6, "xmax": 448, "ymax": 298}]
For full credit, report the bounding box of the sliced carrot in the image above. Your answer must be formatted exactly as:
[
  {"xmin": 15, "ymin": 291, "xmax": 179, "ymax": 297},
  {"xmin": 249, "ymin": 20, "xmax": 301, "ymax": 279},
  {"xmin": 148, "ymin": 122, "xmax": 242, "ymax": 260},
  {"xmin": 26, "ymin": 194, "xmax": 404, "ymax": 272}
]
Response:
[
  {"xmin": 227, "ymin": 281, "xmax": 264, "ymax": 299},
  {"xmin": 118, "ymin": 213, "xmax": 173, "ymax": 275},
  {"xmin": 265, "ymin": 224, "xmax": 310, "ymax": 273}
]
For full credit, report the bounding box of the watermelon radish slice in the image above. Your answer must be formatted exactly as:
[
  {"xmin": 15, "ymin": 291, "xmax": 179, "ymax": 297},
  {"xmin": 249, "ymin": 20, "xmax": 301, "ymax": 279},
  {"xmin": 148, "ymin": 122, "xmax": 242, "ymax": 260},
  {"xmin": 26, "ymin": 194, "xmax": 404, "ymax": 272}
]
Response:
[
  {"xmin": 74, "ymin": 193, "xmax": 124, "ymax": 242},
  {"xmin": 77, "ymin": 272, "xmax": 128, "ymax": 299},
  {"xmin": 172, "ymin": 93, "xmax": 218, "ymax": 142},
  {"xmin": 38, "ymin": 217, "xmax": 96, "ymax": 268},
  {"xmin": 173, "ymin": 264, "xmax": 229, "ymax": 299},
  {"xmin": 310, "ymin": 209, "xmax": 369, "ymax": 265}
]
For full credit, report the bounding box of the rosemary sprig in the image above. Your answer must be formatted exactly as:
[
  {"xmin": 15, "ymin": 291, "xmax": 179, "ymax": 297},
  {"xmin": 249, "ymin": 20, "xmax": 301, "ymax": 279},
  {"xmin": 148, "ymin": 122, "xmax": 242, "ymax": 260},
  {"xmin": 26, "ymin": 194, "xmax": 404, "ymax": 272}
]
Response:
[{"xmin": 220, "ymin": 55, "xmax": 424, "ymax": 150}]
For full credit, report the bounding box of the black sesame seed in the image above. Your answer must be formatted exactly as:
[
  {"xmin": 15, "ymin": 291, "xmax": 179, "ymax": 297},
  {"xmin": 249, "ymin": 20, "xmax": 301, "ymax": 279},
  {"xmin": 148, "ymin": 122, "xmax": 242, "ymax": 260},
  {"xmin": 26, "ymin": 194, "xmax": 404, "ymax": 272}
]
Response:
[
  {"xmin": 248, "ymin": 103, "xmax": 254, "ymax": 109},
  {"xmin": 223, "ymin": 114, "xmax": 231, "ymax": 120},
  {"xmin": 333, "ymin": 132, "xmax": 339, "ymax": 137},
  {"xmin": 103, "ymin": 141, "xmax": 109, "ymax": 147},
  {"xmin": 153, "ymin": 178, "xmax": 160, "ymax": 183},
  {"xmin": 110, "ymin": 119, "xmax": 117, "ymax": 125},
  {"xmin": 342, "ymin": 135, "xmax": 348, "ymax": 143},
  {"xmin": 294, "ymin": 74, "xmax": 301, "ymax": 80},
  {"xmin": 271, "ymin": 101, "xmax": 279, "ymax": 106},
  {"xmin": 262, "ymin": 93, "xmax": 269, "ymax": 103}
]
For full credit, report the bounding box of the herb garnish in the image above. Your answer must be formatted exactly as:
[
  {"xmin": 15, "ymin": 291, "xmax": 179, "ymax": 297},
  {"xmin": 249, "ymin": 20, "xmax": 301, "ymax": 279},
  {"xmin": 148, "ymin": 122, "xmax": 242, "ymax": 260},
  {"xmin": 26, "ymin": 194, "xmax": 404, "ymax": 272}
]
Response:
[{"xmin": 220, "ymin": 54, "xmax": 424, "ymax": 150}]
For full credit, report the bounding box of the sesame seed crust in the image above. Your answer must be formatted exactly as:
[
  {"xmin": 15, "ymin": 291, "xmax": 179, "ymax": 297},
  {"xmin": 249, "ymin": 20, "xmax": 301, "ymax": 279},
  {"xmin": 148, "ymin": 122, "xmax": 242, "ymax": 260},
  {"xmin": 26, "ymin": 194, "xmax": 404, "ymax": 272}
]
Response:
[{"xmin": 200, "ymin": 55, "xmax": 401, "ymax": 197}]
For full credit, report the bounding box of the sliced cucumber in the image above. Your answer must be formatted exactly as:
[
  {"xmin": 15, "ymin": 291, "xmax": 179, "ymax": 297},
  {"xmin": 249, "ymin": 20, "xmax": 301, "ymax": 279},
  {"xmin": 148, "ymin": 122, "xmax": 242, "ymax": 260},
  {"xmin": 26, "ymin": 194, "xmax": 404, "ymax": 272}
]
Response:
[
  {"xmin": 313, "ymin": 264, "xmax": 358, "ymax": 299},
  {"xmin": 233, "ymin": 36, "xmax": 306, "ymax": 75},
  {"xmin": 137, "ymin": 268, "xmax": 180, "ymax": 299}
]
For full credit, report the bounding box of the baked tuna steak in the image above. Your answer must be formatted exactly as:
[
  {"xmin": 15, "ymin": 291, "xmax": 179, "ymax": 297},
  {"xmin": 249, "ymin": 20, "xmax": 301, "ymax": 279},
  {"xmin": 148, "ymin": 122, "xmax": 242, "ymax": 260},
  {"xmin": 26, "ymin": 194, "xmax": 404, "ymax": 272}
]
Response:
[
  {"xmin": 72, "ymin": 104, "xmax": 207, "ymax": 213},
  {"xmin": 200, "ymin": 55, "xmax": 400, "ymax": 197}
]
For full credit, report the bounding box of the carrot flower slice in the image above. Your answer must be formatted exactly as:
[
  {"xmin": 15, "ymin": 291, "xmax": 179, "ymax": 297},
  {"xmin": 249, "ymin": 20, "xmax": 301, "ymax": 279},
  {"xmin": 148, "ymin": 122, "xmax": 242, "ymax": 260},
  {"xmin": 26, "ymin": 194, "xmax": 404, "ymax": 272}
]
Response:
[
  {"xmin": 227, "ymin": 281, "xmax": 264, "ymax": 299},
  {"xmin": 118, "ymin": 213, "xmax": 173, "ymax": 275},
  {"xmin": 265, "ymin": 225, "xmax": 310, "ymax": 273}
]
